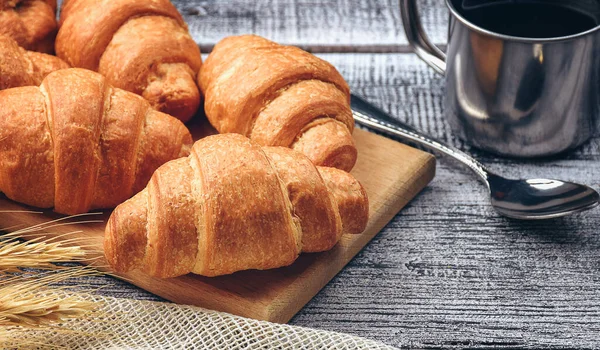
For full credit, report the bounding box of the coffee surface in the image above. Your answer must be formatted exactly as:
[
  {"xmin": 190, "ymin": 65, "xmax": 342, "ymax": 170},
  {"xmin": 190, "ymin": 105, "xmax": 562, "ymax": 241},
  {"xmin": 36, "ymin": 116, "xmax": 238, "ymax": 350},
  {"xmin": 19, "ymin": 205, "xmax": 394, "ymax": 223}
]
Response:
[{"xmin": 455, "ymin": 2, "xmax": 598, "ymax": 38}]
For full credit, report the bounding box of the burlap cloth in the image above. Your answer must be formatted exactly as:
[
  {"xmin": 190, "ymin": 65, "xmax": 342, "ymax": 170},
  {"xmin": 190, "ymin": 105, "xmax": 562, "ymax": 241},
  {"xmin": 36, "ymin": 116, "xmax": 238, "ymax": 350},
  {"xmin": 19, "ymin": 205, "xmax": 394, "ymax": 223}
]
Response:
[{"xmin": 2, "ymin": 293, "xmax": 398, "ymax": 349}]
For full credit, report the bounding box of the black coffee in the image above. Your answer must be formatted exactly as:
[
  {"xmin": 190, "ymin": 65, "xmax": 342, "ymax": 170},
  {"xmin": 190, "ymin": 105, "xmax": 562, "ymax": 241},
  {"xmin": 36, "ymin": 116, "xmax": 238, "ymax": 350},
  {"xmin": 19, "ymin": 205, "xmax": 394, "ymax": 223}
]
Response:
[{"xmin": 455, "ymin": 2, "xmax": 599, "ymax": 38}]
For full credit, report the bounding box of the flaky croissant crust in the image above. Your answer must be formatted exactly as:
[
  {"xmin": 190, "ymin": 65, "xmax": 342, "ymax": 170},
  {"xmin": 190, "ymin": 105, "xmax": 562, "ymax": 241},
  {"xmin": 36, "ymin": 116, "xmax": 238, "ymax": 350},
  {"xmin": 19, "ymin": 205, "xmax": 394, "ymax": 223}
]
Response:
[
  {"xmin": 0, "ymin": 34, "xmax": 69, "ymax": 90},
  {"xmin": 0, "ymin": 0, "xmax": 57, "ymax": 53},
  {"xmin": 0, "ymin": 68, "xmax": 192, "ymax": 215},
  {"xmin": 56, "ymin": 0, "xmax": 202, "ymax": 122},
  {"xmin": 105, "ymin": 134, "xmax": 368, "ymax": 278},
  {"xmin": 199, "ymin": 35, "xmax": 358, "ymax": 172}
]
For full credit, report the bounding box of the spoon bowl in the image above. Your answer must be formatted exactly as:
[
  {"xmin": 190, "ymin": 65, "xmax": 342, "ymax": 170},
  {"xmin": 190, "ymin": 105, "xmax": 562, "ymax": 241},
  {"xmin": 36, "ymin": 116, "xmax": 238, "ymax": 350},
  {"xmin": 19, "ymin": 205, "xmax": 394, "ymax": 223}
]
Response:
[
  {"xmin": 351, "ymin": 94, "xmax": 600, "ymax": 220},
  {"xmin": 488, "ymin": 175, "xmax": 600, "ymax": 219}
]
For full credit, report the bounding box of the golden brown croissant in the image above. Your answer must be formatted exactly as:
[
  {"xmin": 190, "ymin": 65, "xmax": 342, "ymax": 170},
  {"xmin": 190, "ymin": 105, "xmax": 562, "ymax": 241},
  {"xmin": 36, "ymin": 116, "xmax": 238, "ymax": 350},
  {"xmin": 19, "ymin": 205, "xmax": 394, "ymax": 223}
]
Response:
[
  {"xmin": 199, "ymin": 35, "xmax": 357, "ymax": 172},
  {"xmin": 56, "ymin": 0, "xmax": 202, "ymax": 122},
  {"xmin": 105, "ymin": 133, "xmax": 368, "ymax": 278},
  {"xmin": 0, "ymin": 34, "xmax": 68, "ymax": 90},
  {"xmin": 0, "ymin": 0, "xmax": 57, "ymax": 53},
  {"xmin": 0, "ymin": 68, "xmax": 193, "ymax": 215}
]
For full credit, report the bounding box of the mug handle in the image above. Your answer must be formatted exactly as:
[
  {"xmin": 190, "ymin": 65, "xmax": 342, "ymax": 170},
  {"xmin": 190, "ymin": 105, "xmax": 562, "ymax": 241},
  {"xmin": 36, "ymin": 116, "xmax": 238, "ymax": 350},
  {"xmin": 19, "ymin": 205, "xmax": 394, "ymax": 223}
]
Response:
[{"xmin": 400, "ymin": 0, "xmax": 447, "ymax": 75}]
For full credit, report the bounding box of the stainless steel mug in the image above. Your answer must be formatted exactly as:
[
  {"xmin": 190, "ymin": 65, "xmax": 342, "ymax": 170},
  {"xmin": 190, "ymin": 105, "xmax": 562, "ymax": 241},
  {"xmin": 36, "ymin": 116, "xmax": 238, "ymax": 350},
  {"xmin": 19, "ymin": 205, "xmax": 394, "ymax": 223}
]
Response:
[{"xmin": 400, "ymin": 0, "xmax": 600, "ymax": 157}]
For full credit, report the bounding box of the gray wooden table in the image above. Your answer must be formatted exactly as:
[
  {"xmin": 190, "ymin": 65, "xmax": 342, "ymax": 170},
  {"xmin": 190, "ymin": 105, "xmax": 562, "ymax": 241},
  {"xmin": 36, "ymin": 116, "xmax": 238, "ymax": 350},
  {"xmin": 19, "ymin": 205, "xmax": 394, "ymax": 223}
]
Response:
[{"xmin": 72, "ymin": 1, "xmax": 600, "ymax": 348}]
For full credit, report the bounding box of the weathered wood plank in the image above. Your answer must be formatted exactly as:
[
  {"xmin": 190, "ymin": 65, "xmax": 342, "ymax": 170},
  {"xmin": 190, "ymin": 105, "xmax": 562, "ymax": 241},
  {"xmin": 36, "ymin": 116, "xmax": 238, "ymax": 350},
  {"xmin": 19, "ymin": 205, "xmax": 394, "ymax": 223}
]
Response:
[{"xmin": 174, "ymin": 0, "xmax": 448, "ymax": 52}]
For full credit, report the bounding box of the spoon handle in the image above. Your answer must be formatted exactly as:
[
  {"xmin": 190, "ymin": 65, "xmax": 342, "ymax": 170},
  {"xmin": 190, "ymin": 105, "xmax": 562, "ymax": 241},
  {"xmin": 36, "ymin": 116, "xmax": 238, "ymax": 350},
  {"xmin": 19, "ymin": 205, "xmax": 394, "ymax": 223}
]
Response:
[{"xmin": 351, "ymin": 94, "xmax": 490, "ymax": 182}]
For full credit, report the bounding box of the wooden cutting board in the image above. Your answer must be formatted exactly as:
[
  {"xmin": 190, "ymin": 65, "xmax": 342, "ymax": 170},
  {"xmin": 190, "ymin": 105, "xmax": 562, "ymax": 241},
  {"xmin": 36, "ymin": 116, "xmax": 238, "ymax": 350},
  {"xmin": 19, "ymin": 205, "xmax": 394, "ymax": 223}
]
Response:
[{"xmin": 0, "ymin": 117, "xmax": 435, "ymax": 323}]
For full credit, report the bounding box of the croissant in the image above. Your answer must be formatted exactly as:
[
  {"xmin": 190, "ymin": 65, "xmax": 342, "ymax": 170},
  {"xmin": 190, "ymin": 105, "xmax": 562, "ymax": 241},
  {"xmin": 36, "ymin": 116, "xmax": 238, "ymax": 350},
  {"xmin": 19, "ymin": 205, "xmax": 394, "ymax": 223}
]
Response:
[
  {"xmin": 105, "ymin": 133, "xmax": 369, "ymax": 278},
  {"xmin": 0, "ymin": 0, "xmax": 57, "ymax": 53},
  {"xmin": 199, "ymin": 35, "xmax": 357, "ymax": 172},
  {"xmin": 0, "ymin": 35, "xmax": 68, "ymax": 90},
  {"xmin": 56, "ymin": 0, "xmax": 202, "ymax": 122},
  {"xmin": 0, "ymin": 68, "xmax": 193, "ymax": 215}
]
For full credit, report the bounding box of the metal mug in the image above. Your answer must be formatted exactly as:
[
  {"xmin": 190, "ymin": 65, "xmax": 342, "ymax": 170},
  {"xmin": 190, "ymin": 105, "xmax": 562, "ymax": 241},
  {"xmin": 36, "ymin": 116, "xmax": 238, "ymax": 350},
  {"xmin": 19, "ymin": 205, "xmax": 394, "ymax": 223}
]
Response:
[{"xmin": 400, "ymin": 0, "xmax": 600, "ymax": 157}]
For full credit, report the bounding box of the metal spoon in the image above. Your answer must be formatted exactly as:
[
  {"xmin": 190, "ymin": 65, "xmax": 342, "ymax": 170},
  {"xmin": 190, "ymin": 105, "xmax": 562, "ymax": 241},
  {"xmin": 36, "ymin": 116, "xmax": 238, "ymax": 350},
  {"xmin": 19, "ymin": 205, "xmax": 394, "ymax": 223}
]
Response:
[{"xmin": 351, "ymin": 94, "xmax": 600, "ymax": 220}]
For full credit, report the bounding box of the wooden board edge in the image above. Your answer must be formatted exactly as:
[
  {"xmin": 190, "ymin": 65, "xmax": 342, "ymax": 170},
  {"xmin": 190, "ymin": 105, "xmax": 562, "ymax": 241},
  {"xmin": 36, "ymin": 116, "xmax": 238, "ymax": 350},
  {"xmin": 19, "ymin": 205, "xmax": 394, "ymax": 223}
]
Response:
[{"xmin": 265, "ymin": 153, "xmax": 437, "ymax": 323}]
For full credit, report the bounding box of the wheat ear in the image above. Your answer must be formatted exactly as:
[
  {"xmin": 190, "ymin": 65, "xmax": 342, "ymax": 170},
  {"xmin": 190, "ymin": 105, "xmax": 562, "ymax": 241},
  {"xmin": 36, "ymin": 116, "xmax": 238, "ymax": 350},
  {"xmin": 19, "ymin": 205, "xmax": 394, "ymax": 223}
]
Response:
[
  {"xmin": 0, "ymin": 267, "xmax": 102, "ymax": 327},
  {"xmin": 0, "ymin": 238, "xmax": 88, "ymax": 272}
]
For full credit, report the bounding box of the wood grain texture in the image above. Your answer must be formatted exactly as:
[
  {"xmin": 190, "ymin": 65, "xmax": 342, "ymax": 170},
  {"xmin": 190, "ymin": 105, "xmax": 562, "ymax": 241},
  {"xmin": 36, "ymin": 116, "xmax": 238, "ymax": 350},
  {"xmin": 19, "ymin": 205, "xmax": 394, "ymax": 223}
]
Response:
[
  {"xmin": 0, "ymin": 124, "xmax": 435, "ymax": 323},
  {"xmin": 173, "ymin": 0, "xmax": 448, "ymax": 52}
]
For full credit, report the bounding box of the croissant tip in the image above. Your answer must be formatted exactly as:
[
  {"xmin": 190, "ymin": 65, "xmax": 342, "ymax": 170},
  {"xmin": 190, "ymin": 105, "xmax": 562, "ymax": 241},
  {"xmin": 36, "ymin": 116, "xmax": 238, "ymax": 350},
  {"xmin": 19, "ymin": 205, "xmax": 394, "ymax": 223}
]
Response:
[
  {"xmin": 318, "ymin": 144, "xmax": 358, "ymax": 173},
  {"xmin": 160, "ymin": 99, "xmax": 200, "ymax": 123},
  {"xmin": 103, "ymin": 191, "xmax": 149, "ymax": 274},
  {"xmin": 345, "ymin": 181, "xmax": 369, "ymax": 235},
  {"xmin": 104, "ymin": 211, "xmax": 124, "ymax": 272},
  {"xmin": 142, "ymin": 64, "xmax": 202, "ymax": 123}
]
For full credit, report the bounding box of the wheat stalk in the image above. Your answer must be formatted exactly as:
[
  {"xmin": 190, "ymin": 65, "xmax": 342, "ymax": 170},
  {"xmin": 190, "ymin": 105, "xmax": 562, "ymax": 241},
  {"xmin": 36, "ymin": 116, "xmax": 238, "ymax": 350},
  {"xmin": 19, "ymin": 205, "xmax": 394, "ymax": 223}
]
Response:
[
  {"xmin": 0, "ymin": 211, "xmax": 111, "ymax": 347},
  {"xmin": 0, "ymin": 238, "xmax": 88, "ymax": 272},
  {"xmin": 0, "ymin": 211, "xmax": 105, "ymax": 272},
  {"xmin": 0, "ymin": 292, "xmax": 96, "ymax": 327},
  {"xmin": 0, "ymin": 268, "xmax": 101, "ymax": 327},
  {"xmin": 0, "ymin": 213, "xmax": 104, "ymax": 327},
  {"xmin": 1, "ymin": 212, "xmax": 104, "ymax": 237}
]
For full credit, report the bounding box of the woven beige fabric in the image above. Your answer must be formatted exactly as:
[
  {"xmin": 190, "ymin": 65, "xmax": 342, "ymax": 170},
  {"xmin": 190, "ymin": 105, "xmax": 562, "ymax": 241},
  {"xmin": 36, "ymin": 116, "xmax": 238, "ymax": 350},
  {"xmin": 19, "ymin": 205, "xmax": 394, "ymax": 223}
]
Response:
[{"xmin": 2, "ymin": 294, "xmax": 397, "ymax": 349}]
